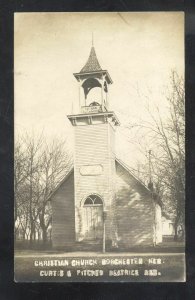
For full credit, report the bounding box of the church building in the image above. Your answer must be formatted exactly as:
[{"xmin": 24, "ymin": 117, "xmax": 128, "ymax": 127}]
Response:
[{"xmin": 50, "ymin": 43, "xmax": 162, "ymax": 250}]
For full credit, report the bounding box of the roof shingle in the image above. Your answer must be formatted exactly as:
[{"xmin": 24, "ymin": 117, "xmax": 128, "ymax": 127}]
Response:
[{"xmin": 80, "ymin": 46, "xmax": 102, "ymax": 73}]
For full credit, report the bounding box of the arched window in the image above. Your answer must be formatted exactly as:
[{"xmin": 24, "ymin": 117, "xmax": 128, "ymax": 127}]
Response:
[{"xmin": 84, "ymin": 195, "xmax": 103, "ymax": 206}]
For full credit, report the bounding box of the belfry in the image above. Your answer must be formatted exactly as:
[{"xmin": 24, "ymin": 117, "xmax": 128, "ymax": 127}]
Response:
[{"xmin": 50, "ymin": 42, "xmax": 162, "ymax": 250}]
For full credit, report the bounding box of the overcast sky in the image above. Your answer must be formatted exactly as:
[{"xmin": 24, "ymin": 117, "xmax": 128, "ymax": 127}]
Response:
[{"xmin": 14, "ymin": 12, "xmax": 184, "ymax": 167}]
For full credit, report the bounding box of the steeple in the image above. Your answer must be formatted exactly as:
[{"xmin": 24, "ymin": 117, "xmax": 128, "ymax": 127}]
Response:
[
  {"xmin": 66, "ymin": 40, "xmax": 120, "ymax": 244},
  {"xmin": 80, "ymin": 46, "xmax": 102, "ymax": 73},
  {"xmin": 73, "ymin": 43, "xmax": 112, "ymax": 84}
]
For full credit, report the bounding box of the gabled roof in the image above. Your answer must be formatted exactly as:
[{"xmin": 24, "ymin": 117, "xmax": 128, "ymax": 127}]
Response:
[
  {"xmin": 47, "ymin": 167, "xmax": 74, "ymax": 201},
  {"xmin": 48, "ymin": 158, "xmax": 163, "ymax": 206},
  {"xmin": 115, "ymin": 158, "xmax": 163, "ymax": 207},
  {"xmin": 162, "ymin": 211, "xmax": 173, "ymax": 221},
  {"xmin": 80, "ymin": 46, "xmax": 102, "ymax": 73},
  {"xmin": 48, "ymin": 158, "xmax": 146, "ymax": 201},
  {"xmin": 115, "ymin": 158, "xmax": 150, "ymax": 192}
]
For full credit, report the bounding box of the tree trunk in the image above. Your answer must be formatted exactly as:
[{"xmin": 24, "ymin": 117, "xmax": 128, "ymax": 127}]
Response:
[
  {"xmin": 29, "ymin": 222, "xmax": 35, "ymax": 245},
  {"xmin": 42, "ymin": 228, "xmax": 47, "ymax": 245},
  {"xmin": 14, "ymin": 227, "xmax": 18, "ymax": 242},
  {"xmin": 174, "ymin": 212, "xmax": 180, "ymax": 241},
  {"xmin": 174, "ymin": 220, "xmax": 178, "ymax": 241}
]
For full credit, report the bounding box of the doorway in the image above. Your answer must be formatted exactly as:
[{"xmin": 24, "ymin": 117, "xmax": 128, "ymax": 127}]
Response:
[{"xmin": 83, "ymin": 195, "xmax": 103, "ymax": 240}]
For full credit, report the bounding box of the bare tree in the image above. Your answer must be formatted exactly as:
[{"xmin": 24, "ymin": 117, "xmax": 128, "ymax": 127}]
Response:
[
  {"xmin": 37, "ymin": 139, "xmax": 72, "ymax": 244},
  {"xmin": 14, "ymin": 133, "xmax": 72, "ymax": 247},
  {"xmin": 20, "ymin": 133, "xmax": 44, "ymax": 245},
  {"xmin": 14, "ymin": 136, "xmax": 31, "ymax": 240},
  {"xmin": 125, "ymin": 71, "xmax": 185, "ymax": 240}
]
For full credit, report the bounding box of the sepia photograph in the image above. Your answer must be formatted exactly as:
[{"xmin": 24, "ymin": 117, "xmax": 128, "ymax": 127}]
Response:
[{"xmin": 14, "ymin": 12, "xmax": 185, "ymax": 282}]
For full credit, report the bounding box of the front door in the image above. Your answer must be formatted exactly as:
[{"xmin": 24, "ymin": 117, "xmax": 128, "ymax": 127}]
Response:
[{"xmin": 83, "ymin": 195, "xmax": 103, "ymax": 240}]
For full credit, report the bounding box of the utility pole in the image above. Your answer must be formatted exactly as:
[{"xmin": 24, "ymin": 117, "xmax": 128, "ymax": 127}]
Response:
[
  {"xmin": 103, "ymin": 210, "xmax": 107, "ymax": 253},
  {"xmin": 148, "ymin": 149, "xmax": 152, "ymax": 183},
  {"xmin": 148, "ymin": 149, "xmax": 153, "ymax": 191}
]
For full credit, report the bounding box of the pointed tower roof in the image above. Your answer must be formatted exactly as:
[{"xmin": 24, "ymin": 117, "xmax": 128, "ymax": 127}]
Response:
[
  {"xmin": 73, "ymin": 43, "xmax": 113, "ymax": 84},
  {"xmin": 80, "ymin": 46, "xmax": 102, "ymax": 73}
]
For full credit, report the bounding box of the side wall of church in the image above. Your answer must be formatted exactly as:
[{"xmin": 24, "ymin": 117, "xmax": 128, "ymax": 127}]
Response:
[
  {"xmin": 51, "ymin": 171, "xmax": 75, "ymax": 248},
  {"xmin": 115, "ymin": 162, "xmax": 155, "ymax": 247}
]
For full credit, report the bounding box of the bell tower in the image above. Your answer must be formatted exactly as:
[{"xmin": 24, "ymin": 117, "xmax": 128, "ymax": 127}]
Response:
[{"xmin": 68, "ymin": 42, "xmax": 119, "ymax": 242}]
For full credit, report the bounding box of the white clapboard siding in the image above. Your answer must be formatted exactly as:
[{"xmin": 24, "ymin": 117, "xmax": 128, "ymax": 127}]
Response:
[
  {"xmin": 74, "ymin": 122, "xmax": 116, "ymax": 240},
  {"xmin": 115, "ymin": 160, "xmax": 155, "ymax": 247},
  {"xmin": 51, "ymin": 171, "xmax": 75, "ymax": 248}
]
